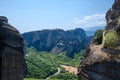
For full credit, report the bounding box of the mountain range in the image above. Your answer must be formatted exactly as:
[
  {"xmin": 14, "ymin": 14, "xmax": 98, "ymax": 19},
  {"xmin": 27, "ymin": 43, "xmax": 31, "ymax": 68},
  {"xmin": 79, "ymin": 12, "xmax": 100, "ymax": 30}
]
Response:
[{"xmin": 22, "ymin": 28, "xmax": 93, "ymax": 57}]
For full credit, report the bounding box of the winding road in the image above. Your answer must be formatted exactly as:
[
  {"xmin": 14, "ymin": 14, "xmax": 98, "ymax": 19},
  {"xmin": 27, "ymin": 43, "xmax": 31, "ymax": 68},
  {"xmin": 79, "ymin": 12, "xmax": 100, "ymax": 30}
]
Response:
[
  {"xmin": 45, "ymin": 65, "xmax": 77, "ymax": 80},
  {"xmin": 45, "ymin": 67, "xmax": 60, "ymax": 80}
]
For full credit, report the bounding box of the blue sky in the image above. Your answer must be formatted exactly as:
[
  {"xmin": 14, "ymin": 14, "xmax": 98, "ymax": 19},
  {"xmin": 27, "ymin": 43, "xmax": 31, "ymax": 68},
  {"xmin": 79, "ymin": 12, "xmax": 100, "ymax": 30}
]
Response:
[{"xmin": 0, "ymin": 0, "xmax": 114, "ymax": 33}]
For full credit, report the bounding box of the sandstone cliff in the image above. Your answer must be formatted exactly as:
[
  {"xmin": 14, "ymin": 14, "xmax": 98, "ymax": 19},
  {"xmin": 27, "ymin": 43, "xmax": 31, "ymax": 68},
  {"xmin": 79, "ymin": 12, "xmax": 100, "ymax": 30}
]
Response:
[
  {"xmin": 0, "ymin": 16, "xmax": 27, "ymax": 80},
  {"xmin": 22, "ymin": 28, "xmax": 92, "ymax": 57},
  {"xmin": 78, "ymin": 0, "xmax": 120, "ymax": 80}
]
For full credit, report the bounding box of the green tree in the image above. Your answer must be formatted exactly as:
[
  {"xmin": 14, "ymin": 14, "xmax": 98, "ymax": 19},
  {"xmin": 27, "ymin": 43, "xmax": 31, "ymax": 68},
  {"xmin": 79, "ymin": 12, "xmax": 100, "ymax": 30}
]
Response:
[{"xmin": 94, "ymin": 30, "xmax": 104, "ymax": 45}]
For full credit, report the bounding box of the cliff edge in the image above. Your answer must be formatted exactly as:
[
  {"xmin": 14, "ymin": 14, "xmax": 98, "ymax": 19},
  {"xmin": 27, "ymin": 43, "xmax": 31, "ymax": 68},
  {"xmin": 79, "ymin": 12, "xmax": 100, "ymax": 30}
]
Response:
[{"xmin": 78, "ymin": 0, "xmax": 120, "ymax": 80}]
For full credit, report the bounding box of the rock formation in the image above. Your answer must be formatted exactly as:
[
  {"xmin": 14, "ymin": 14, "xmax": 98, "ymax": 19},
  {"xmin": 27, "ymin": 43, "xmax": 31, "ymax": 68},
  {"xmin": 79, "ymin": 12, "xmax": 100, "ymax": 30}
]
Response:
[
  {"xmin": 0, "ymin": 16, "xmax": 27, "ymax": 80},
  {"xmin": 22, "ymin": 28, "xmax": 93, "ymax": 57},
  {"xmin": 78, "ymin": 0, "xmax": 120, "ymax": 80},
  {"xmin": 106, "ymin": 0, "xmax": 120, "ymax": 34}
]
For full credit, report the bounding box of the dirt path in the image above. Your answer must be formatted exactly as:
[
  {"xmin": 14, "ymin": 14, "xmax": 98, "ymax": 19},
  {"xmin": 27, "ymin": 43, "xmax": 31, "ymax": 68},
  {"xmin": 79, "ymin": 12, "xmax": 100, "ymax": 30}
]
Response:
[
  {"xmin": 45, "ymin": 65, "xmax": 78, "ymax": 80},
  {"xmin": 45, "ymin": 67, "xmax": 60, "ymax": 80},
  {"xmin": 61, "ymin": 65, "xmax": 78, "ymax": 74}
]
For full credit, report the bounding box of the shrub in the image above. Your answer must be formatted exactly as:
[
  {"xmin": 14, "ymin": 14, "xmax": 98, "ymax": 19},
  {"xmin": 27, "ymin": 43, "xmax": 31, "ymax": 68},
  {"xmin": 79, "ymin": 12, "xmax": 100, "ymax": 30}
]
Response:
[
  {"xmin": 94, "ymin": 30, "xmax": 104, "ymax": 45},
  {"xmin": 104, "ymin": 30, "xmax": 120, "ymax": 48}
]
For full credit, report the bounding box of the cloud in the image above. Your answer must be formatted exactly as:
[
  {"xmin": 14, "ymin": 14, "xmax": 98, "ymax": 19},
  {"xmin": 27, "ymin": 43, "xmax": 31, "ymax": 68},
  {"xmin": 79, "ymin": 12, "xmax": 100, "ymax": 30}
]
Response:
[{"xmin": 74, "ymin": 14, "xmax": 106, "ymax": 29}]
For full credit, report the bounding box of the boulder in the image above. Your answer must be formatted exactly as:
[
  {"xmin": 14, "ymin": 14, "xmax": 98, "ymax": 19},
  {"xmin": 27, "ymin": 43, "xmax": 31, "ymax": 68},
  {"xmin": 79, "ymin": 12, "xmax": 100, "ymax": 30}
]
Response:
[{"xmin": 0, "ymin": 16, "xmax": 27, "ymax": 80}]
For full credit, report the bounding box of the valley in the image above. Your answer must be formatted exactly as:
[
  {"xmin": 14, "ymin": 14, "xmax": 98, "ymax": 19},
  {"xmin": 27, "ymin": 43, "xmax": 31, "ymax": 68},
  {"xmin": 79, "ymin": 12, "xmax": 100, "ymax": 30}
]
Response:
[
  {"xmin": 1, "ymin": 0, "xmax": 119, "ymax": 80},
  {"xmin": 22, "ymin": 28, "xmax": 92, "ymax": 80},
  {"xmin": 24, "ymin": 47, "xmax": 85, "ymax": 80}
]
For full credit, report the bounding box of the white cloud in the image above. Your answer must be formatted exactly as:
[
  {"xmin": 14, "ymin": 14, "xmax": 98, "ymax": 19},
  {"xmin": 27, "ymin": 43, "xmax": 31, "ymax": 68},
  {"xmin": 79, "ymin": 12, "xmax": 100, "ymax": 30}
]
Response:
[{"xmin": 74, "ymin": 14, "xmax": 106, "ymax": 29}]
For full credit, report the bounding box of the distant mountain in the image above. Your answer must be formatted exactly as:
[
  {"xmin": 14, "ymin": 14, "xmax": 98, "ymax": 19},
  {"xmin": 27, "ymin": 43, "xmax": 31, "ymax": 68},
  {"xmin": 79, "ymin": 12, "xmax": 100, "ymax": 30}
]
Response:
[
  {"xmin": 22, "ymin": 28, "xmax": 93, "ymax": 57},
  {"xmin": 85, "ymin": 26, "xmax": 105, "ymax": 36}
]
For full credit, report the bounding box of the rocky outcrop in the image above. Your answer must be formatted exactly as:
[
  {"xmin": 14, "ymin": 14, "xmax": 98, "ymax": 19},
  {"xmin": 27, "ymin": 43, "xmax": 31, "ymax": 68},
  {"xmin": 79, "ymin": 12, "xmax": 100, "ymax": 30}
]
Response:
[
  {"xmin": 78, "ymin": 0, "xmax": 120, "ymax": 80},
  {"xmin": 0, "ymin": 16, "xmax": 27, "ymax": 80},
  {"xmin": 106, "ymin": 0, "xmax": 120, "ymax": 35},
  {"xmin": 22, "ymin": 28, "xmax": 92, "ymax": 57}
]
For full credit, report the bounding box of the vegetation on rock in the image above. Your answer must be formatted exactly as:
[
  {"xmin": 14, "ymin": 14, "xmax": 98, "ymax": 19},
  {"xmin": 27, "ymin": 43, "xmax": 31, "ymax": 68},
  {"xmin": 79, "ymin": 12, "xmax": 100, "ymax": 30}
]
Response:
[
  {"xmin": 104, "ymin": 30, "xmax": 120, "ymax": 48},
  {"xmin": 94, "ymin": 30, "xmax": 104, "ymax": 45}
]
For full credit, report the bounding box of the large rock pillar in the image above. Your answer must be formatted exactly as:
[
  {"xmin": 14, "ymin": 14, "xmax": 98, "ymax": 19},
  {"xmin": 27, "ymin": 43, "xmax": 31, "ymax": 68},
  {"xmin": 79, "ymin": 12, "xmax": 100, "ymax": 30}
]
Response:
[{"xmin": 0, "ymin": 16, "xmax": 27, "ymax": 80}]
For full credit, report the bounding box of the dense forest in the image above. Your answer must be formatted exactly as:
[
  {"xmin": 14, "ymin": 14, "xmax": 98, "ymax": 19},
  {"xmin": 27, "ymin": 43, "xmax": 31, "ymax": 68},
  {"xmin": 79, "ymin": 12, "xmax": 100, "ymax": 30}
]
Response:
[{"xmin": 24, "ymin": 47, "xmax": 85, "ymax": 80}]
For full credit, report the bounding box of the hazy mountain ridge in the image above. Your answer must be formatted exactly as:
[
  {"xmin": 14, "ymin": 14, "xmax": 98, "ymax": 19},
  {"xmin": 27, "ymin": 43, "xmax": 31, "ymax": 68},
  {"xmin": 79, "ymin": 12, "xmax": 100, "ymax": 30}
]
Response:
[{"xmin": 85, "ymin": 26, "xmax": 105, "ymax": 36}]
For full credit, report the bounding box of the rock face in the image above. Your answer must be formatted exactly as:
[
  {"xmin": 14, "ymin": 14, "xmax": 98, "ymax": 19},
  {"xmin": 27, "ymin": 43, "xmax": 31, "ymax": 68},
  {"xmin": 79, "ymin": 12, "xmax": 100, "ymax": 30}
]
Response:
[
  {"xmin": 22, "ymin": 28, "xmax": 92, "ymax": 57},
  {"xmin": 0, "ymin": 16, "xmax": 27, "ymax": 80},
  {"xmin": 78, "ymin": 0, "xmax": 120, "ymax": 80},
  {"xmin": 106, "ymin": 0, "xmax": 120, "ymax": 34}
]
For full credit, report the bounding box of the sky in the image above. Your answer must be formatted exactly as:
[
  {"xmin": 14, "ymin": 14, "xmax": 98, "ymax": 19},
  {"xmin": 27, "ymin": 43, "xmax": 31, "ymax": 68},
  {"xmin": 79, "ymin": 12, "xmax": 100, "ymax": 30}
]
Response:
[{"xmin": 0, "ymin": 0, "xmax": 114, "ymax": 33}]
